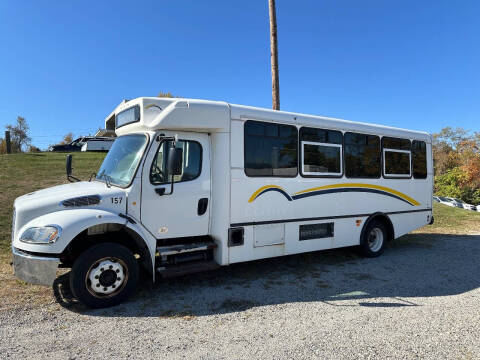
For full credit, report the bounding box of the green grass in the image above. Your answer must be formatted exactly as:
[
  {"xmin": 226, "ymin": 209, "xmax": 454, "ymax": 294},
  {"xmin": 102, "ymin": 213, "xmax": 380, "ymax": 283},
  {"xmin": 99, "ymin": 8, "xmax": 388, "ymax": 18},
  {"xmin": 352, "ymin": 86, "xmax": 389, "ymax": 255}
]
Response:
[
  {"xmin": 421, "ymin": 202, "xmax": 480, "ymax": 234},
  {"xmin": 0, "ymin": 152, "xmax": 106, "ymax": 253}
]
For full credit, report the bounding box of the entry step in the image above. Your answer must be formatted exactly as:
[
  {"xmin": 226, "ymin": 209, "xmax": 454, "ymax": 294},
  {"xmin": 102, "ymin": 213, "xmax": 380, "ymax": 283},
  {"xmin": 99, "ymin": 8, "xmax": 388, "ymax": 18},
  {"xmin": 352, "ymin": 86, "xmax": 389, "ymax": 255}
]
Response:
[
  {"xmin": 157, "ymin": 260, "xmax": 220, "ymax": 278},
  {"xmin": 156, "ymin": 241, "xmax": 217, "ymax": 256}
]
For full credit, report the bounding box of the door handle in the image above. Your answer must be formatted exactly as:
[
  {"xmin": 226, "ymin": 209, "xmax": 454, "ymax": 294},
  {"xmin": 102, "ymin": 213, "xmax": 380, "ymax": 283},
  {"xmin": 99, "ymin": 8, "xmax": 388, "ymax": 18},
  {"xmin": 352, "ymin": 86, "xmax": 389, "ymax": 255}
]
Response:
[{"xmin": 198, "ymin": 198, "xmax": 208, "ymax": 215}]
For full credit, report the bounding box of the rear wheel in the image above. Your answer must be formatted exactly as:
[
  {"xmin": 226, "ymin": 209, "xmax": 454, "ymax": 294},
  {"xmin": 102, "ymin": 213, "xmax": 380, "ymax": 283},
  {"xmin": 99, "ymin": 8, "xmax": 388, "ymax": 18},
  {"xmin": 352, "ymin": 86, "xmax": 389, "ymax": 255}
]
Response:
[
  {"xmin": 70, "ymin": 242, "xmax": 139, "ymax": 308},
  {"xmin": 360, "ymin": 220, "xmax": 387, "ymax": 258}
]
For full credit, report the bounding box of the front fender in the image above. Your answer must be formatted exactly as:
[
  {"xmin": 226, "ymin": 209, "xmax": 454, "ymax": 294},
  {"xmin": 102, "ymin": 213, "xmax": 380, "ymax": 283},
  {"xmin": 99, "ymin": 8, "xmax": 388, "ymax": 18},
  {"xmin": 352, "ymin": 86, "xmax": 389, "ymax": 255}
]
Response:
[{"xmin": 13, "ymin": 209, "xmax": 127, "ymax": 254}]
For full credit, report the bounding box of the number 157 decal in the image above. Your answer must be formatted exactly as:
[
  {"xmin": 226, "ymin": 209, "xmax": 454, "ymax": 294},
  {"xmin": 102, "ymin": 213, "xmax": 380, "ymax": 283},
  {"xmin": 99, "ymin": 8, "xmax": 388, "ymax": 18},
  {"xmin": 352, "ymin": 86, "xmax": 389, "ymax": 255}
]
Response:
[{"xmin": 111, "ymin": 197, "xmax": 123, "ymax": 204}]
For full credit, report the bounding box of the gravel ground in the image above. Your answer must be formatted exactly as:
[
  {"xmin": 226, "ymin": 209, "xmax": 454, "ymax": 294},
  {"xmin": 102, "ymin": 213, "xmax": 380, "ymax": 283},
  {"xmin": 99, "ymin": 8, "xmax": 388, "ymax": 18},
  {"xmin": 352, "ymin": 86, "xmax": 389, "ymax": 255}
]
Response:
[{"xmin": 1, "ymin": 232, "xmax": 479, "ymax": 359}]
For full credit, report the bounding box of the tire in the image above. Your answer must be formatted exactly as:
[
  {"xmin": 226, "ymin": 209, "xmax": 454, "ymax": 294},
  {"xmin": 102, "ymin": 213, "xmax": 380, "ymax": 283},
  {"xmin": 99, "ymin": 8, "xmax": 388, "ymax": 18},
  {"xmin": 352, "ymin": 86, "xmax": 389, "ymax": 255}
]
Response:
[
  {"xmin": 70, "ymin": 242, "xmax": 139, "ymax": 308},
  {"xmin": 360, "ymin": 220, "xmax": 387, "ymax": 258}
]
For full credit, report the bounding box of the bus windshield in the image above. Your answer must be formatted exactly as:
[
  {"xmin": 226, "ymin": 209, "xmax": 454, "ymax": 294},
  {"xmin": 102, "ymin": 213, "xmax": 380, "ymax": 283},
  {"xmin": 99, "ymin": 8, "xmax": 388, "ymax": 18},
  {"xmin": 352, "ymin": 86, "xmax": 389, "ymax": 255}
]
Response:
[{"xmin": 96, "ymin": 134, "xmax": 148, "ymax": 187}]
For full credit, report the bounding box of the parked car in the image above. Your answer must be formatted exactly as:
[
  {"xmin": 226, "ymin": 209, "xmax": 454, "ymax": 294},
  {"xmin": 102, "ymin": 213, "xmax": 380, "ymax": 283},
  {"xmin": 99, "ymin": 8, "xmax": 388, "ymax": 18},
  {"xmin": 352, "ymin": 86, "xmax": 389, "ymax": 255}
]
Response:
[
  {"xmin": 50, "ymin": 137, "xmax": 114, "ymax": 152},
  {"xmin": 49, "ymin": 138, "xmax": 84, "ymax": 152},
  {"xmin": 436, "ymin": 196, "xmax": 462, "ymax": 208},
  {"xmin": 433, "ymin": 196, "xmax": 440, "ymax": 203},
  {"xmin": 447, "ymin": 198, "xmax": 477, "ymax": 211},
  {"xmin": 439, "ymin": 197, "xmax": 477, "ymax": 211}
]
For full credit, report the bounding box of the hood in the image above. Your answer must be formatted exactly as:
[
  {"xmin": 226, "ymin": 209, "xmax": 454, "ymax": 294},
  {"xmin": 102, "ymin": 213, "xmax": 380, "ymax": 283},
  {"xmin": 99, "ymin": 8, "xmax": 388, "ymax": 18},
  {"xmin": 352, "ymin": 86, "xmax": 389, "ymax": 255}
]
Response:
[{"xmin": 13, "ymin": 181, "xmax": 127, "ymax": 236}]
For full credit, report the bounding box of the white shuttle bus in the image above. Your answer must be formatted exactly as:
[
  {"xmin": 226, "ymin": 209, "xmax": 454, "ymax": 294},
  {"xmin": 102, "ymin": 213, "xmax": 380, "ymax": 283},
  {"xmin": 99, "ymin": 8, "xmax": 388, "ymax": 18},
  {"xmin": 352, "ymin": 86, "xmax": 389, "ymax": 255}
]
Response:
[{"xmin": 12, "ymin": 98, "xmax": 433, "ymax": 308}]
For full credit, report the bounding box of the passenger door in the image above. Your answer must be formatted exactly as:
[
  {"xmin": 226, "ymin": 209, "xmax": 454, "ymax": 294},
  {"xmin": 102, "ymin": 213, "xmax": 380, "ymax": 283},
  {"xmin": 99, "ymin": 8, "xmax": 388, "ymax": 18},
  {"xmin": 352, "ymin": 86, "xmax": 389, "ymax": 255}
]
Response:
[{"xmin": 140, "ymin": 132, "xmax": 211, "ymax": 239}]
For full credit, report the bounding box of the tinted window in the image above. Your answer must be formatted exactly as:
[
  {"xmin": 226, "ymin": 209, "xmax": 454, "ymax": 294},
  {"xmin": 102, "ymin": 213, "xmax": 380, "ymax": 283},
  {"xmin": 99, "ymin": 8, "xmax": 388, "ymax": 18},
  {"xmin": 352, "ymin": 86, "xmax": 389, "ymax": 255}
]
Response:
[
  {"xmin": 412, "ymin": 140, "xmax": 427, "ymax": 178},
  {"xmin": 344, "ymin": 133, "xmax": 381, "ymax": 178},
  {"xmin": 300, "ymin": 127, "xmax": 342, "ymax": 144},
  {"xmin": 300, "ymin": 127, "xmax": 343, "ymax": 176},
  {"xmin": 303, "ymin": 144, "xmax": 341, "ymax": 174},
  {"xmin": 384, "ymin": 151, "xmax": 410, "ymax": 175},
  {"xmin": 382, "ymin": 137, "xmax": 411, "ymax": 177},
  {"xmin": 382, "ymin": 137, "xmax": 411, "ymax": 150},
  {"xmin": 150, "ymin": 140, "xmax": 202, "ymax": 184},
  {"xmin": 244, "ymin": 121, "xmax": 298, "ymax": 177}
]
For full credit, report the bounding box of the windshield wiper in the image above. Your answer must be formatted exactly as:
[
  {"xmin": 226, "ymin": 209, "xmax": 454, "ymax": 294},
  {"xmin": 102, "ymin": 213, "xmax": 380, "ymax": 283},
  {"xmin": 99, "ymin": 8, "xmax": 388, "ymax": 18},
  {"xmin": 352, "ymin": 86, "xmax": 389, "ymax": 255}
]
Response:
[{"xmin": 96, "ymin": 171, "xmax": 113, "ymax": 188}]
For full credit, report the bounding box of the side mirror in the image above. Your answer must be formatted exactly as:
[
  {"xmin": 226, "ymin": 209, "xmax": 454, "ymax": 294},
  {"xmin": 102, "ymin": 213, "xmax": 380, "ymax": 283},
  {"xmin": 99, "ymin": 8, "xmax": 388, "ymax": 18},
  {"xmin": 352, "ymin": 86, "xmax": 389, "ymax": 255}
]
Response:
[
  {"xmin": 167, "ymin": 147, "xmax": 183, "ymax": 176},
  {"xmin": 66, "ymin": 154, "xmax": 73, "ymax": 177}
]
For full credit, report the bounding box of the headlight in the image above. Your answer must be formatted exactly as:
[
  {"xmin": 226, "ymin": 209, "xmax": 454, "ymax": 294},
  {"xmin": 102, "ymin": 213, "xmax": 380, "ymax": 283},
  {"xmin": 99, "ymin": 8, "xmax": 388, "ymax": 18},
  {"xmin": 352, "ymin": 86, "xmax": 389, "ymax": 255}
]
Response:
[{"xmin": 20, "ymin": 225, "xmax": 62, "ymax": 244}]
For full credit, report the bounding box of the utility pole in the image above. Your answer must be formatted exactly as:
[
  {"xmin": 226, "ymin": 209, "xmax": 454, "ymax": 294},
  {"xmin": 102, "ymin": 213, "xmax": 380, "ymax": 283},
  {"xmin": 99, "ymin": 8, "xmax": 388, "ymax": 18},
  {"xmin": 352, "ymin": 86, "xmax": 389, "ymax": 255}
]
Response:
[
  {"xmin": 5, "ymin": 131, "xmax": 11, "ymax": 154},
  {"xmin": 268, "ymin": 0, "xmax": 280, "ymax": 110}
]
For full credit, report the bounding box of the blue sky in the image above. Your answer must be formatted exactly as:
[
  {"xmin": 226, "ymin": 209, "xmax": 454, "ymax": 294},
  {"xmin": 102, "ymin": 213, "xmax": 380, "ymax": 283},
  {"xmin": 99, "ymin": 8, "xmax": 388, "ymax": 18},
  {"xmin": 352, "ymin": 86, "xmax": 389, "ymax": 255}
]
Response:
[{"xmin": 0, "ymin": 1, "xmax": 479, "ymax": 148}]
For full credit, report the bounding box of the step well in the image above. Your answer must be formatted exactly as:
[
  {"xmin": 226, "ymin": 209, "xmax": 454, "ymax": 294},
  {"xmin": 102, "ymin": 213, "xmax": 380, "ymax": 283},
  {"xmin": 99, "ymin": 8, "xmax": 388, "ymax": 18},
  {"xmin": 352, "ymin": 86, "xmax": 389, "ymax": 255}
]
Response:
[
  {"xmin": 156, "ymin": 260, "xmax": 220, "ymax": 278},
  {"xmin": 156, "ymin": 241, "xmax": 217, "ymax": 256}
]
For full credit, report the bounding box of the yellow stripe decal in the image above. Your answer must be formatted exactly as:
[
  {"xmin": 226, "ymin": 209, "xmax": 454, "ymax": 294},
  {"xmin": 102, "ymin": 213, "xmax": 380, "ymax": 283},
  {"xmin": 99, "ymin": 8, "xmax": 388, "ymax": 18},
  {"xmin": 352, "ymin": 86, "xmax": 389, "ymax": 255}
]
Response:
[
  {"xmin": 248, "ymin": 185, "xmax": 287, "ymax": 203},
  {"xmin": 249, "ymin": 183, "xmax": 420, "ymax": 206},
  {"xmin": 292, "ymin": 183, "xmax": 420, "ymax": 206}
]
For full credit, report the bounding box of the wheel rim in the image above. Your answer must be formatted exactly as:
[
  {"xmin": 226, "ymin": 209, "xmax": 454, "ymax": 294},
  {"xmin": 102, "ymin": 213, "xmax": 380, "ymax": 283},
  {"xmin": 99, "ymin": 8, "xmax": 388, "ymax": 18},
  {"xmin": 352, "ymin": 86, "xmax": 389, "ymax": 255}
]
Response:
[
  {"xmin": 367, "ymin": 227, "xmax": 384, "ymax": 252},
  {"xmin": 85, "ymin": 257, "xmax": 129, "ymax": 298}
]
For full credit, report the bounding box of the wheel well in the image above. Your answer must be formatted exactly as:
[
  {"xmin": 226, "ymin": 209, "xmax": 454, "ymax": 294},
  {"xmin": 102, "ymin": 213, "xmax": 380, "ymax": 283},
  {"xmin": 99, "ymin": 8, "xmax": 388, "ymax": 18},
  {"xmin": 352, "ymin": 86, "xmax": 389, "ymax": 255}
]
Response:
[
  {"xmin": 61, "ymin": 224, "xmax": 152, "ymax": 275},
  {"xmin": 362, "ymin": 213, "xmax": 395, "ymax": 242}
]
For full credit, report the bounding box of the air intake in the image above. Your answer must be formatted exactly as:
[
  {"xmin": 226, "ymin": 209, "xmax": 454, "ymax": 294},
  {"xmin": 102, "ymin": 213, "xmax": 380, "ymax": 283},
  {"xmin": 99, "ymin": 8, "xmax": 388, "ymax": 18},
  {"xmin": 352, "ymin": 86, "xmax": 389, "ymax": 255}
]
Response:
[{"xmin": 62, "ymin": 195, "xmax": 101, "ymax": 207}]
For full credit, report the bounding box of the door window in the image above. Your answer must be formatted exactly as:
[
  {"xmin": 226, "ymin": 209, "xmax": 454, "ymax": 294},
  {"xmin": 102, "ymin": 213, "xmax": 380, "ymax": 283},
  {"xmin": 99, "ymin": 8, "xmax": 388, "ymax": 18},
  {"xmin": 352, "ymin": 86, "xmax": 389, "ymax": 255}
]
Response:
[{"xmin": 150, "ymin": 140, "xmax": 202, "ymax": 184}]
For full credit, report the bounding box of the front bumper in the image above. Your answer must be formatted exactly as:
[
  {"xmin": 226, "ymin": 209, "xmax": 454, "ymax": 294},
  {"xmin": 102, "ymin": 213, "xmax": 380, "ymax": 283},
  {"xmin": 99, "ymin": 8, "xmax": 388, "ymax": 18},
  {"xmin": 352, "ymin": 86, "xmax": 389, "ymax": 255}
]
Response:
[{"xmin": 12, "ymin": 247, "xmax": 60, "ymax": 286}]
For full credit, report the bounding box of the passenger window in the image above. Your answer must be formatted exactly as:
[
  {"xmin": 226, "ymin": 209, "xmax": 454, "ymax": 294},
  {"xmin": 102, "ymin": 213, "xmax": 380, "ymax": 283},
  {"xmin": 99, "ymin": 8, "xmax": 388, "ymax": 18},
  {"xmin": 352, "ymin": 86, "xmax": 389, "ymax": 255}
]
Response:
[
  {"xmin": 382, "ymin": 137, "xmax": 411, "ymax": 177},
  {"xmin": 344, "ymin": 132, "xmax": 381, "ymax": 178},
  {"xmin": 244, "ymin": 120, "xmax": 298, "ymax": 177},
  {"xmin": 300, "ymin": 127, "xmax": 342, "ymax": 176},
  {"xmin": 412, "ymin": 140, "xmax": 427, "ymax": 179},
  {"xmin": 150, "ymin": 140, "xmax": 202, "ymax": 184}
]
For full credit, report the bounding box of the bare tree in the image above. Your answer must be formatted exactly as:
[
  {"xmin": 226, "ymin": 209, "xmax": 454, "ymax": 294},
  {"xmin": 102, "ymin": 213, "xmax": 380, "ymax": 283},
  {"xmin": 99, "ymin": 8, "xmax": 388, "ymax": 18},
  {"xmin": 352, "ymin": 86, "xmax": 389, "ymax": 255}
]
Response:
[{"xmin": 269, "ymin": 0, "xmax": 280, "ymax": 110}]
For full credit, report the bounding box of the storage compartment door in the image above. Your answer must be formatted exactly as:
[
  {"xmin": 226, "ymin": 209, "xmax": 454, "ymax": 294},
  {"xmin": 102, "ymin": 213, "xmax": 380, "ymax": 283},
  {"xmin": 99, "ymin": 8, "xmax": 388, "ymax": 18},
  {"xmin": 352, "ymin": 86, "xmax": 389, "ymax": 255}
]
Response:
[{"xmin": 253, "ymin": 223, "xmax": 285, "ymax": 247}]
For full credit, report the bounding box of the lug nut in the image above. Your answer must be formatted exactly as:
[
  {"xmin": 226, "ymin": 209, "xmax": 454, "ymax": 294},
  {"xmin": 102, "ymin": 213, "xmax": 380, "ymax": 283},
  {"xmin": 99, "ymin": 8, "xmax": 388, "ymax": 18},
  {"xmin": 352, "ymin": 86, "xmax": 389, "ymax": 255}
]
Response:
[
  {"xmin": 104, "ymin": 287, "xmax": 107, "ymax": 291},
  {"xmin": 96, "ymin": 284, "xmax": 100, "ymax": 287},
  {"xmin": 95, "ymin": 275, "xmax": 99, "ymax": 279},
  {"xmin": 117, "ymin": 277, "xmax": 121, "ymax": 281},
  {"xmin": 109, "ymin": 265, "xmax": 113, "ymax": 269},
  {"xmin": 116, "ymin": 269, "xmax": 120, "ymax": 273},
  {"xmin": 112, "ymin": 285, "xmax": 116, "ymax": 288},
  {"xmin": 100, "ymin": 268, "xmax": 104, "ymax": 272}
]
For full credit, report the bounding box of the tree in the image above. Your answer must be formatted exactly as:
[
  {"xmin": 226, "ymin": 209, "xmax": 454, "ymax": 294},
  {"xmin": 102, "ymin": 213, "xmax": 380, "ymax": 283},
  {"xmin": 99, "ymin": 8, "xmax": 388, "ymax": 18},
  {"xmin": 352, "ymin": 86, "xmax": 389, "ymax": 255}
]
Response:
[
  {"xmin": 157, "ymin": 91, "xmax": 176, "ymax": 98},
  {"xmin": 432, "ymin": 127, "xmax": 480, "ymax": 204},
  {"xmin": 60, "ymin": 132, "xmax": 74, "ymax": 144},
  {"xmin": 5, "ymin": 116, "xmax": 31, "ymax": 152},
  {"xmin": 0, "ymin": 137, "xmax": 6, "ymax": 154},
  {"xmin": 268, "ymin": 0, "xmax": 280, "ymax": 110}
]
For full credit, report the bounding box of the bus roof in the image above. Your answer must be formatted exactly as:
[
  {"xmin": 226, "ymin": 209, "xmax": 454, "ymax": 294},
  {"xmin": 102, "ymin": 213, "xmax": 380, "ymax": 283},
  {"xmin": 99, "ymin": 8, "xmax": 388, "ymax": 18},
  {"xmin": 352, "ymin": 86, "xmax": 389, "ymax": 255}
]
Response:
[{"xmin": 107, "ymin": 97, "xmax": 431, "ymax": 142}]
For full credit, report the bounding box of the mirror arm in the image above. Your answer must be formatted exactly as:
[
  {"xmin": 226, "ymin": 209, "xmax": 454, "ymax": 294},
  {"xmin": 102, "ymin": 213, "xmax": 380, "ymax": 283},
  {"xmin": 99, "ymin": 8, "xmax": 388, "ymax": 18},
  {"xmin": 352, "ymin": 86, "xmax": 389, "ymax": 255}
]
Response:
[
  {"xmin": 155, "ymin": 134, "xmax": 180, "ymax": 196},
  {"xmin": 159, "ymin": 174, "xmax": 174, "ymax": 196},
  {"xmin": 67, "ymin": 174, "xmax": 81, "ymax": 182}
]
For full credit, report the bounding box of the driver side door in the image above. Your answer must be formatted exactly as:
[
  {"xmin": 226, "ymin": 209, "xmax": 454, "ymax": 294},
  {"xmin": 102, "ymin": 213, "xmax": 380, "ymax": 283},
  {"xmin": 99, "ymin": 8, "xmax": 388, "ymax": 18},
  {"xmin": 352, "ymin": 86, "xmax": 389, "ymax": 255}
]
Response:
[{"xmin": 140, "ymin": 132, "xmax": 211, "ymax": 240}]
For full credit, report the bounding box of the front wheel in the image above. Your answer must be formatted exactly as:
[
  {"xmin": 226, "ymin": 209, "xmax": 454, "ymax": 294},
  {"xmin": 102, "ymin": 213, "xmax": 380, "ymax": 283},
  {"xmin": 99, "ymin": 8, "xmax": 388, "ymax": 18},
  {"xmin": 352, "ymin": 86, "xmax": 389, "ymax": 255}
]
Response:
[
  {"xmin": 70, "ymin": 242, "xmax": 139, "ymax": 308},
  {"xmin": 360, "ymin": 220, "xmax": 387, "ymax": 258}
]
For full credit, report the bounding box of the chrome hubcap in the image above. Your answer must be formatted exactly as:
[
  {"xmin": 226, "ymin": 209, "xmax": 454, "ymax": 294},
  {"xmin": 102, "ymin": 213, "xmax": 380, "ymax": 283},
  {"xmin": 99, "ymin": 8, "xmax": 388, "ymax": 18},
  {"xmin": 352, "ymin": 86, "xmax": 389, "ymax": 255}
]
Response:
[
  {"xmin": 86, "ymin": 258, "xmax": 128, "ymax": 297},
  {"xmin": 368, "ymin": 228, "xmax": 384, "ymax": 252}
]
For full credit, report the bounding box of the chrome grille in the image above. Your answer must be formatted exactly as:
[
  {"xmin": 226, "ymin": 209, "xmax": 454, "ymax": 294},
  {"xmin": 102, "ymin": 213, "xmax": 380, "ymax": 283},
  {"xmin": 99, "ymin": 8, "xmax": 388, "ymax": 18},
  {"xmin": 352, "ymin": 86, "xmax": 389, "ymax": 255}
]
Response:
[{"xmin": 62, "ymin": 195, "xmax": 101, "ymax": 207}]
